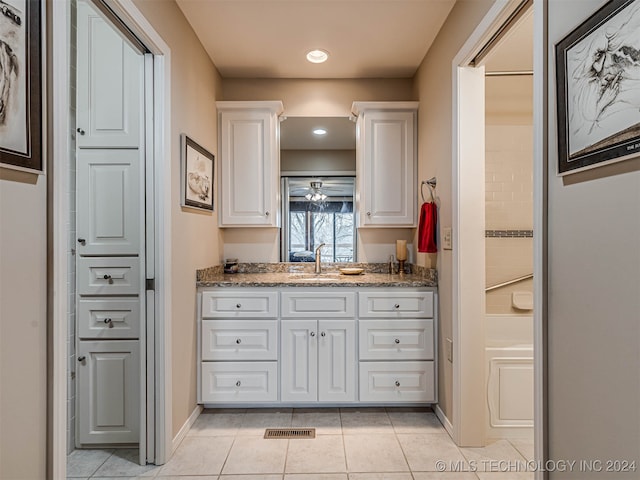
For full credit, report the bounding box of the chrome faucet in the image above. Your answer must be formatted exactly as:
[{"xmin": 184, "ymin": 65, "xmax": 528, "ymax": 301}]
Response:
[{"xmin": 314, "ymin": 243, "xmax": 326, "ymax": 274}]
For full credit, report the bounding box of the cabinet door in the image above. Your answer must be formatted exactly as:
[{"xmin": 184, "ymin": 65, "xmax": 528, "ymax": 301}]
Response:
[
  {"xmin": 219, "ymin": 108, "xmax": 279, "ymax": 226},
  {"xmin": 76, "ymin": 149, "xmax": 142, "ymax": 256},
  {"xmin": 281, "ymin": 320, "xmax": 317, "ymax": 402},
  {"xmin": 76, "ymin": 0, "xmax": 143, "ymax": 148},
  {"xmin": 77, "ymin": 340, "xmax": 139, "ymax": 444},
  {"xmin": 359, "ymin": 110, "xmax": 416, "ymax": 227},
  {"xmin": 318, "ymin": 320, "xmax": 356, "ymax": 402}
]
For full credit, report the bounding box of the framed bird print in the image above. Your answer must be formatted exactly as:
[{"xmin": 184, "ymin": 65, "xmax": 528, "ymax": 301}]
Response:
[{"xmin": 181, "ymin": 134, "xmax": 214, "ymax": 211}]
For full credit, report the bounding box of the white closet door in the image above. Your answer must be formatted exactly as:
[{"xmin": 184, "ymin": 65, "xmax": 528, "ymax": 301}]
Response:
[
  {"xmin": 76, "ymin": 0, "xmax": 142, "ymax": 148},
  {"xmin": 76, "ymin": 149, "xmax": 141, "ymax": 255},
  {"xmin": 77, "ymin": 341, "xmax": 140, "ymax": 444}
]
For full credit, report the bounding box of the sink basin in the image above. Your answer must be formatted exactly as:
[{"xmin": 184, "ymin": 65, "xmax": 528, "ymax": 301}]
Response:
[{"xmin": 288, "ymin": 273, "xmax": 340, "ymax": 282}]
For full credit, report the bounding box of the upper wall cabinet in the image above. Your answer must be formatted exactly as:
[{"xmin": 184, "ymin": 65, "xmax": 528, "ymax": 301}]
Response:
[
  {"xmin": 76, "ymin": 1, "xmax": 143, "ymax": 149},
  {"xmin": 352, "ymin": 102, "xmax": 418, "ymax": 228},
  {"xmin": 217, "ymin": 101, "xmax": 284, "ymax": 227}
]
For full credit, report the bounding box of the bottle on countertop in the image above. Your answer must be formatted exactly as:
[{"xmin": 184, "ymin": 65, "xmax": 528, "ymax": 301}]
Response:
[{"xmin": 224, "ymin": 258, "xmax": 239, "ymax": 274}]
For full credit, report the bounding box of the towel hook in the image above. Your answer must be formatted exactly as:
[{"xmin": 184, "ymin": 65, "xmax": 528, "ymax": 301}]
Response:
[{"xmin": 421, "ymin": 177, "xmax": 436, "ymax": 203}]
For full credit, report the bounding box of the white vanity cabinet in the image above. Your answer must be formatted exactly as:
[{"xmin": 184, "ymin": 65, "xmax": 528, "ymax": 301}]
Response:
[
  {"xmin": 216, "ymin": 101, "xmax": 283, "ymax": 227},
  {"xmin": 197, "ymin": 286, "xmax": 436, "ymax": 406},
  {"xmin": 352, "ymin": 102, "xmax": 418, "ymax": 227}
]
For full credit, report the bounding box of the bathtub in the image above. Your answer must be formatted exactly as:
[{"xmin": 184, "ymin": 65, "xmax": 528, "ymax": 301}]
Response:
[{"xmin": 485, "ymin": 314, "xmax": 534, "ymax": 440}]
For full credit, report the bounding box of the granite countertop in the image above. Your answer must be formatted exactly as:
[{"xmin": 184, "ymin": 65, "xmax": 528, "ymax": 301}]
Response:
[{"xmin": 196, "ymin": 263, "xmax": 437, "ymax": 288}]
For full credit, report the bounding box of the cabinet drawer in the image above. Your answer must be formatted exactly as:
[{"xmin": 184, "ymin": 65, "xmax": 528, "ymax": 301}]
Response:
[
  {"xmin": 359, "ymin": 320, "xmax": 434, "ymax": 360},
  {"xmin": 78, "ymin": 298, "xmax": 140, "ymax": 339},
  {"xmin": 281, "ymin": 291, "xmax": 355, "ymax": 318},
  {"xmin": 78, "ymin": 257, "xmax": 140, "ymax": 296},
  {"xmin": 359, "ymin": 291, "xmax": 433, "ymax": 318},
  {"xmin": 201, "ymin": 291, "xmax": 278, "ymax": 318},
  {"xmin": 201, "ymin": 320, "xmax": 278, "ymax": 361},
  {"xmin": 201, "ymin": 361, "xmax": 278, "ymax": 403},
  {"xmin": 359, "ymin": 361, "xmax": 435, "ymax": 403}
]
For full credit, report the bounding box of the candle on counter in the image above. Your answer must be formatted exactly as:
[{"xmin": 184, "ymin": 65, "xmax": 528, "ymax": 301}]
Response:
[{"xmin": 396, "ymin": 240, "xmax": 407, "ymax": 261}]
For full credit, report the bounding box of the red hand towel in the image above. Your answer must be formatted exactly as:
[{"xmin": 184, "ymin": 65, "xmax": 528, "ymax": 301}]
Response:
[{"xmin": 418, "ymin": 202, "xmax": 438, "ymax": 253}]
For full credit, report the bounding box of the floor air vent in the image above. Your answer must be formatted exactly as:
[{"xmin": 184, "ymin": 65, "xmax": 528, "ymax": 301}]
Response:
[{"xmin": 264, "ymin": 428, "xmax": 316, "ymax": 439}]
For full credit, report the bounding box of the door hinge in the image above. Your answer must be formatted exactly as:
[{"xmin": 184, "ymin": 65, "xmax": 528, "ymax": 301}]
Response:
[{"xmin": 146, "ymin": 278, "xmax": 155, "ymax": 291}]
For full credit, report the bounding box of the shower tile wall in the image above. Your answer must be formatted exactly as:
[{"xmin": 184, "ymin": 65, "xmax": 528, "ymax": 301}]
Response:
[
  {"xmin": 485, "ymin": 124, "xmax": 533, "ymax": 314},
  {"xmin": 67, "ymin": 0, "xmax": 77, "ymax": 454}
]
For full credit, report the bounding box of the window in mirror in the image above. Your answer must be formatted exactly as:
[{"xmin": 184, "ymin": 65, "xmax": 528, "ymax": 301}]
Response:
[{"xmin": 281, "ymin": 177, "xmax": 356, "ymax": 263}]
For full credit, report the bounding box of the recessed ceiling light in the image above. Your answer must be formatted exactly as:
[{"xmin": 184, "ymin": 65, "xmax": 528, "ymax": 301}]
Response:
[
  {"xmin": 313, "ymin": 128, "xmax": 327, "ymax": 136},
  {"xmin": 306, "ymin": 49, "xmax": 329, "ymax": 64}
]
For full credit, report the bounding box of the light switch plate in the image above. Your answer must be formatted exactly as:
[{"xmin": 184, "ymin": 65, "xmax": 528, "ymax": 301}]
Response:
[{"xmin": 442, "ymin": 227, "xmax": 452, "ymax": 250}]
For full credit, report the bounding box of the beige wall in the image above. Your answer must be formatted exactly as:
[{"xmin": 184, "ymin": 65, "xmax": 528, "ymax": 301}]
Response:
[
  {"xmin": 281, "ymin": 149, "xmax": 355, "ymax": 174},
  {"xmin": 132, "ymin": 0, "xmax": 223, "ymax": 438},
  {"xmin": 412, "ymin": 0, "xmax": 496, "ymax": 421},
  {"xmin": 0, "ymin": 169, "xmax": 48, "ymax": 478},
  {"xmin": 221, "ymin": 78, "xmax": 415, "ymax": 263},
  {"xmin": 547, "ymin": 1, "xmax": 640, "ymax": 476}
]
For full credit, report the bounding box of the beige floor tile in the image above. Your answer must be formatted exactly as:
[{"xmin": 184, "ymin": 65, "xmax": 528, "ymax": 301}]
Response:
[
  {"xmin": 412, "ymin": 473, "xmax": 479, "ymax": 480},
  {"xmin": 397, "ymin": 433, "xmax": 467, "ymax": 472},
  {"xmin": 348, "ymin": 473, "xmax": 414, "ymax": 479},
  {"xmin": 220, "ymin": 475, "xmax": 282, "ymax": 480},
  {"xmin": 509, "ymin": 438, "xmax": 534, "ymax": 462},
  {"xmin": 292, "ymin": 408, "xmax": 342, "ymax": 434},
  {"xmin": 188, "ymin": 412, "xmax": 245, "ymax": 436},
  {"xmin": 476, "ymin": 473, "xmax": 533, "ymax": 480},
  {"xmin": 387, "ymin": 410, "xmax": 445, "ymax": 434},
  {"xmin": 157, "ymin": 476, "xmax": 218, "ymax": 480},
  {"xmin": 285, "ymin": 435, "xmax": 346, "ymax": 473},
  {"xmin": 159, "ymin": 436, "xmax": 233, "ymax": 476},
  {"xmin": 93, "ymin": 448, "xmax": 160, "ymax": 477},
  {"xmin": 222, "ymin": 436, "xmax": 288, "ymax": 475},
  {"xmin": 67, "ymin": 449, "xmax": 114, "ymax": 478},
  {"xmin": 460, "ymin": 439, "xmax": 526, "ymax": 472},
  {"xmin": 238, "ymin": 410, "xmax": 293, "ymax": 435},
  {"xmin": 340, "ymin": 409, "xmax": 393, "ymax": 434},
  {"xmin": 286, "ymin": 475, "xmax": 348, "ymax": 480},
  {"xmin": 343, "ymin": 434, "xmax": 409, "ymax": 473}
]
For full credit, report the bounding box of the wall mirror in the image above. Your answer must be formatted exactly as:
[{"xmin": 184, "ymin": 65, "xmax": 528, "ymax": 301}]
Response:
[{"xmin": 280, "ymin": 117, "xmax": 357, "ymax": 262}]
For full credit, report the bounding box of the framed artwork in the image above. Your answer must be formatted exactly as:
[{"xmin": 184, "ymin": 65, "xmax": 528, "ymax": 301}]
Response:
[
  {"xmin": 181, "ymin": 134, "xmax": 214, "ymax": 211},
  {"xmin": 0, "ymin": 0, "xmax": 42, "ymax": 173},
  {"xmin": 556, "ymin": 0, "xmax": 640, "ymax": 175}
]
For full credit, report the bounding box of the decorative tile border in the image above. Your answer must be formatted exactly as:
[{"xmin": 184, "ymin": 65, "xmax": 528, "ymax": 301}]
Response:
[{"xmin": 485, "ymin": 230, "xmax": 534, "ymax": 238}]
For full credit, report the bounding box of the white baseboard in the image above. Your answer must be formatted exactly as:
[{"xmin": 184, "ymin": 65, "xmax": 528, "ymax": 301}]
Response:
[
  {"xmin": 435, "ymin": 404, "xmax": 454, "ymax": 438},
  {"xmin": 172, "ymin": 405, "xmax": 203, "ymax": 453}
]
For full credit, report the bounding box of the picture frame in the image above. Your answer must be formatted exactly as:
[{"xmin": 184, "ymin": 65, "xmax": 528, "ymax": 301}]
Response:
[
  {"xmin": 181, "ymin": 134, "xmax": 214, "ymax": 211},
  {"xmin": 0, "ymin": 0, "xmax": 42, "ymax": 173},
  {"xmin": 555, "ymin": 0, "xmax": 640, "ymax": 175}
]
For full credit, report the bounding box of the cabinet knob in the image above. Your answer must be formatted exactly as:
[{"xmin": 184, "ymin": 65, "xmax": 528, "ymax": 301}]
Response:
[
  {"xmin": 76, "ymin": 127, "xmax": 85, "ymax": 135},
  {"xmin": 236, "ymin": 338, "xmax": 241, "ymax": 344},
  {"xmin": 235, "ymin": 381, "xmax": 241, "ymax": 387},
  {"xmin": 395, "ymin": 381, "xmax": 400, "ymax": 387},
  {"xmin": 320, "ymin": 332, "xmax": 326, "ymax": 337},
  {"xmin": 103, "ymin": 274, "xmax": 114, "ymax": 284},
  {"xmin": 366, "ymin": 211, "xmax": 371, "ymax": 217},
  {"xmin": 310, "ymin": 331, "xmax": 316, "ymax": 337},
  {"xmin": 394, "ymin": 304, "xmax": 400, "ymax": 309},
  {"xmin": 236, "ymin": 303, "xmax": 242, "ymax": 309},
  {"xmin": 394, "ymin": 338, "xmax": 400, "ymax": 344},
  {"xmin": 265, "ymin": 211, "xmax": 270, "ymax": 217},
  {"xmin": 78, "ymin": 356, "xmax": 86, "ymax": 362},
  {"xmin": 77, "ymin": 238, "xmax": 86, "ymax": 245},
  {"xmin": 104, "ymin": 318, "xmax": 112, "ymax": 324}
]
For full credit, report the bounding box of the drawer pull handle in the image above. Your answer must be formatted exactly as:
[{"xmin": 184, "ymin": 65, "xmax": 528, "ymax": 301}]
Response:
[
  {"xmin": 236, "ymin": 338, "xmax": 241, "ymax": 344},
  {"xmin": 320, "ymin": 331, "xmax": 326, "ymax": 337},
  {"xmin": 78, "ymin": 356, "xmax": 86, "ymax": 362},
  {"xmin": 395, "ymin": 381, "xmax": 400, "ymax": 387},
  {"xmin": 310, "ymin": 331, "xmax": 316, "ymax": 337},
  {"xmin": 394, "ymin": 304, "xmax": 400, "ymax": 309},
  {"xmin": 104, "ymin": 318, "xmax": 112, "ymax": 324},
  {"xmin": 236, "ymin": 303, "xmax": 242, "ymax": 309},
  {"xmin": 236, "ymin": 381, "xmax": 241, "ymax": 387},
  {"xmin": 103, "ymin": 274, "xmax": 114, "ymax": 284},
  {"xmin": 394, "ymin": 338, "xmax": 400, "ymax": 344}
]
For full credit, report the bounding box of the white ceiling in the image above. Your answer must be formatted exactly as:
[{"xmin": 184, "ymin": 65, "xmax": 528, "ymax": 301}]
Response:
[{"xmin": 175, "ymin": 0, "xmax": 457, "ymax": 79}]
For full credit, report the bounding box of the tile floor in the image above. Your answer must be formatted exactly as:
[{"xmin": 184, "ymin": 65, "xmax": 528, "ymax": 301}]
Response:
[{"xmin": 67, "ymin": 408, "xmax": 534, "ymax": 479}]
